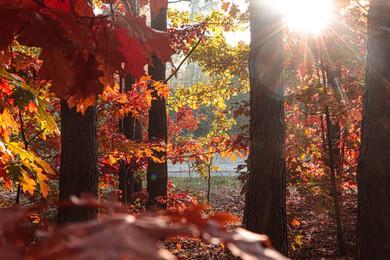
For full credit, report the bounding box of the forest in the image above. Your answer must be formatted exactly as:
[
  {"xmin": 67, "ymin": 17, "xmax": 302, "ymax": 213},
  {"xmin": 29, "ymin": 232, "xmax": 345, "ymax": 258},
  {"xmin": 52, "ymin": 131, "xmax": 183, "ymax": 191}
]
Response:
[{"xmin": 0, "ymin": 0, "xmax": 388, "ymax": 259}]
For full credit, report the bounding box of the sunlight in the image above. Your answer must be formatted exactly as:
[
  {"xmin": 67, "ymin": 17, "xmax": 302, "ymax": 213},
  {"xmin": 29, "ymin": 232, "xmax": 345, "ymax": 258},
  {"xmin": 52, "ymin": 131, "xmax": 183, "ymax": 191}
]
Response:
[{"xmin": 273, "ymin": 0, "xmax": 333, "ymax": 35}]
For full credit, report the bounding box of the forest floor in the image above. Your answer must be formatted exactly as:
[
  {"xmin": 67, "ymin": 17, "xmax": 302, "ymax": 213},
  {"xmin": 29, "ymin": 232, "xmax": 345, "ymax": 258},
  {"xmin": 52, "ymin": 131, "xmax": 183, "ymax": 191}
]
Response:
[
  {"xmin": 166, "ymin": 176, "xmax": 358, "ymax": 260},
  {"xmin": 0, "ymin": 176, "xmax": 357, "ymax": 259}
]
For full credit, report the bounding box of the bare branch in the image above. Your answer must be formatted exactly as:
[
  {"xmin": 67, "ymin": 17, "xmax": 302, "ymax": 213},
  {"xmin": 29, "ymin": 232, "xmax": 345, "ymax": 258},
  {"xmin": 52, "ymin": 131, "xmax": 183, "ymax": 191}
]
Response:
[{"xmin": 165, "ymin": 29, "xmax": 206, "ymax": 83}]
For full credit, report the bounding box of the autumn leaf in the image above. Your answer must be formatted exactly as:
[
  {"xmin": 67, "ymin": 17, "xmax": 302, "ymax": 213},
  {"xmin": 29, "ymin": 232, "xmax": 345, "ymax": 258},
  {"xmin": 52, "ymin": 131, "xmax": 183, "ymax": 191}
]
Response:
[
  {"xmin": 0, "ymin": 109, "xmax": 19, "ymax": 141},
  {"xmin": 0, "ymin": 2, "xmax": 173, "ymax": 110},
  {"xmin": 95, "ymin": 20, "xmax": 125, "ymax": 86},
  {"xmin": 290, "ymin": 218, "xmax": 301, "ymax": 227},
  {"xmin": 39, "ymin": 49, "xmax": 75, "ymax": 97},
  {"xmin": 20, "ymin": 169, "xmax": 36, "ymax": 195},
  {"xmin": 37, "ymin": 97, "xmax": 60, "ymax": 135},
  {"xmin": 37, "ymin": 173, "xmax": 50, "ymax": 198},
  {"xmin": 73, "ymin": 0, "xmax": 95, "ymax": 16},
  {"xmin": 44, "ymin": 0, "xmax": 71, "ymax": 12},
  {"xmin": 115, "ymin": 14, "xmax": 174, "ymax": 78},
  {"xmin": 34, "ymin": 214, "xmax": 195, "ymax": 260},
  {"xmin": 115, "ymin": 28, "xmax": 149, "ymax": 78},
  {"xmin": 0, "ymin": 166, "xmax": 12, "ymax": 190}
]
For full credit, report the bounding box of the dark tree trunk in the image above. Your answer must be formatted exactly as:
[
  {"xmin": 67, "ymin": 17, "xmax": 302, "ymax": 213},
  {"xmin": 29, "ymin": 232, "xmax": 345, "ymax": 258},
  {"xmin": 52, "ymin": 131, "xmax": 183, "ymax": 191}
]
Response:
[
  {"xmin": 123, "ymin": 74, "xmax": 143, "ymax": 141},
  {"xmin": 117, "ymin": 1, "xmax": 142, "ymax": 205},
  {"xmin": 244, "ymin": 0, "xmax": 287, "ymax": 255},
  {"xmin": 147, "ymin": 1, "xmax": 168, "ymax": 205},
  {"xmin": 118, "ymin": 160, "xmax": 133, "ymax": 205},
  {"xmin": 123, "ymin": 74, "xmax": 143, "ymax": 195},
  {"xmin": 58, "ymin": 101, "xmax": 98, "ymax": 225},
  {"xmin": 326, "ymin": 66, "xmax": 343, "ymax": 178},
  {"xmin": 357, "ymin": 1, "xmax": 390, "ymax": 259},
  {"xmin": 118, "ymin": 73, "xmax": 143, "ymax": 205}
]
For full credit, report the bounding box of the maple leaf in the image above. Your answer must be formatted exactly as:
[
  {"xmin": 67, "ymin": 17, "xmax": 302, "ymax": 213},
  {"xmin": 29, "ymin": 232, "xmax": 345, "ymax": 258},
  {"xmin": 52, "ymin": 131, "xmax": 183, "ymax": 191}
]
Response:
[
  {"xmin": 95, "ymin": 20, "xmax": 125, "ymax": 86},
  {"xmin": 37, "ymin": 97, "xmax": 60, "ymax": 135},
  {"xmin": 0, "ymin": 1, "xmax": 173, "ymax": 110},
  {"xmin": 0, "ymin": 166, "xmax": 12, "ymax": 190},
  {"xmin": 44, "ymin": 0, "xmax": 71, "ymax": 12},
  {"xmin": 20, "ymin": 169, "xmax": 36, "ymax": 195},
  {"xmin": 39, "ymin": 49, "xmax": 75, "ymax": 97},
  {"xmin": 41, "ymin": 8, "xmax": 95, "ymax": 50},
  {"xmin": 73, "ymin": 0, "xmax": 94, "ymax": 16},
  {"xmin": 45, "ymin": 0, "xmax": 94, "ymax": 16},
  {"xmin": 35, "ymin": 214, "xmax": 196, "ymax": 260},
  {"xmin": 115, "ymin": 27, "xmax": 150, "ymax": 78},
  {"xmin": 32, "ymin": 170, "xmax": 50, "ymax": 198},
  {"xmin": 115, "ymin": 14, "xmax": 174, "ymax": 78},
  {"xmin": 0, "ymin": 109, "xmax": 19, "ymax": 142}
]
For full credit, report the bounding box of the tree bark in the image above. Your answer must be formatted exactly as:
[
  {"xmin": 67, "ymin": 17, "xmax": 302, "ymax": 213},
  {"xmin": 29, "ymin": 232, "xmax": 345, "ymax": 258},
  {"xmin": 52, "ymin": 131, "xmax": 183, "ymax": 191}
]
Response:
[
  {"xmin": 357, "ymin": 1, "xmax": 390, "ymax": 258},
  {"xmin": 244, "ymin": 0, "xmax": 287, "ymax": 255},
  {"xmin": 147, "ymin": 1, "xmax": 168, "ymax": 205},
  {"xmin": 58, "ymin": 101, "xmax": 98, "ymax": 225},
  {"xmin": 117, "ymin": 1, "xmax": 143, "ymax": 205},
  {"xmin": 118, "ymin": 73, "xmax": 143, "ymax": 205}
]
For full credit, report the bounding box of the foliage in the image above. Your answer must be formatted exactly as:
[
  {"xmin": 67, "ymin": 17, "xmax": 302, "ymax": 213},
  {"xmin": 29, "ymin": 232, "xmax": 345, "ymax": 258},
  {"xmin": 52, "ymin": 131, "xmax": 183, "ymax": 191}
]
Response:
[
  {"xmin": 166, "ymin": 2, "xmax": 250, "ymax": 181},
  {"xmin": 0, "ymin": 0, "xmax": 173, "ymax": 111},
  {"xmin": 0, "ymin": 0, "xmax": 173, "ymax": 199},
  {"xmin": 0, "ymin": 196, "xmax": 287, "ymax": 260}
]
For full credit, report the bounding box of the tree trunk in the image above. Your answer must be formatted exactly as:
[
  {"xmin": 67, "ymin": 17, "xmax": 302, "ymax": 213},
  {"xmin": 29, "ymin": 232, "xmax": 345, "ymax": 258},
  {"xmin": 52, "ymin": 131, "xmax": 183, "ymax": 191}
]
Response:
[
  {"xmin": 324, "ymin": 106, "xmax": 346, "ymax": 256},
  {"xmin": 244, "ymin": 0, "xmax": 287, "ymax": 255},
  {"xmin": 118, "ymin": 73, "xmax": 143, "ymax": 205},
  {"xmin": 326, "ymin": 65, "xmax": 343, "ymax": 179},
  {"xmin": 357, "ymin": 1, "xmax": 390, "ymax": 258},
  {"xmin": 117, "ymin": 1, "xmax": 143, "ymax": 205},
  {"xmin": 58, "ymin": 101, "xmax": 98, "ymax": 225},
  {"xmin": 123, "ymin": 73, "xmax": 143, "ymax": 195},
  {"xmin": 147, "ymin": 1, "xmax": 168, "ymax": 205}
]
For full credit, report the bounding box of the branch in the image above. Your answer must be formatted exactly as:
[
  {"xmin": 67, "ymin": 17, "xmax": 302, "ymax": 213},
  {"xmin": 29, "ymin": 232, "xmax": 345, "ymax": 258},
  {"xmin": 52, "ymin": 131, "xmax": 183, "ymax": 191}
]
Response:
[
  {"xmin": 18, "ymin": 110, "xmax": 28, "ymax": 150},
  {"xmin": 27, "ymin": 128, "xmax": 46, "ymax": 146},
  {"xmin": 168, "ymin": 0, "xmax": 192, "ymax": 3},
  {"xmin": 353, "ymin": 0, "xmax": 368, "ymax": 13},
  {"xmin": 32, "ymin": 0, "xmax": 46, "ymax": 8},
  {"xmin": 165, "ymin": 29, "xmax": 206, "ymax": 83}
]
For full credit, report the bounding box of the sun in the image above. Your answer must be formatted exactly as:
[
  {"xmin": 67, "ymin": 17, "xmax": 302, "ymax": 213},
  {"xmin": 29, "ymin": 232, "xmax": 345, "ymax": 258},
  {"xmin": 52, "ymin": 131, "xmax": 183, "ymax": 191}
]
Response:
[{"xmin": 279, "ymin": 0, "xmax": 333, "ymax": 35}]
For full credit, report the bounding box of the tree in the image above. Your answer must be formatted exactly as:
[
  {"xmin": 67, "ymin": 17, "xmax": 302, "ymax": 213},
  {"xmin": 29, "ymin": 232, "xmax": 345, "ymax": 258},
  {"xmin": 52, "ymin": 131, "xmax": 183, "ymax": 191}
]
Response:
[
  {"xmin": 357, "ymin": 0, "xmax": 390, "ymax": 258},
  {"xmin": 58, "ymin": 102, "xmax": 98, "ymax": 224},
  {"xmin": 0, "ymin": 0, "xmax": 173, "ymax": 223},
  {"xmin": 117, "ymin": 0, "xmax": 143, "ymax": 205},
  {"xmin": 244, "ymin": 0, "xmax": 287, "ymax": 254},
  {"xmin": 147, "ymin": 0, "xmax": 169, "ymax": 205}
]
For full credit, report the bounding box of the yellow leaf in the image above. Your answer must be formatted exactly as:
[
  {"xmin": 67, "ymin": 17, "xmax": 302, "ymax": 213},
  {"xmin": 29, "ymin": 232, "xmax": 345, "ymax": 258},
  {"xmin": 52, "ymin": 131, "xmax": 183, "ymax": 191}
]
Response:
[
  {"xmin": 230, "ymin": 153, "xmax": 236, "ymax": 162},
  {"xmin": 108, "ymin": 155, "xmax": 117, "ymax": 165},
  {"xmin": 8, "ymin": 142, "xmax": 30, "ymax": 160},
  {"xmin": 37, "ymin": 172, "xmax": 50, "ymax": 198},
  {"xmin": 34, "ymin": 156, "xmax": 55, "ymax": 175},
  {"xmin": 20, "ymin": 170, "xmax": 36, "ymax": 195},
  {"xmin": 0, "ymin": 109, "xmax": 19, "ymax": 141},
  {"xmin": 37, "ymin": 98, "xmax": 59, "ymax": 135}
]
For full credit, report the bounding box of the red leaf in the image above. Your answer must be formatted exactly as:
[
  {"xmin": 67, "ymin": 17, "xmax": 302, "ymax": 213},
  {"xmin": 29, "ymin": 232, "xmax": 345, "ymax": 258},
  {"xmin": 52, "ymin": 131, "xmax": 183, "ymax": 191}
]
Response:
[
  {"xmin": 0, "ymin": 166, "xmax": 11, "ymax": 189},
  {"xmin": 115, "ymin": 14, "xmax": 174, "ymax": 78},
  {"xmin": 44, "ymin": 0, "xmax": 71, "ymax": 12},
  {"xmin": 73, "ymin": 0, "xmax": 94, "ymax": 16},
  {"xmin": 115, "ymin": 27, "xmax": 149, "ymax": 78},
  {"xmin": 95, "ymin": 20, "xmax": 125, "ymax": 86}
]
